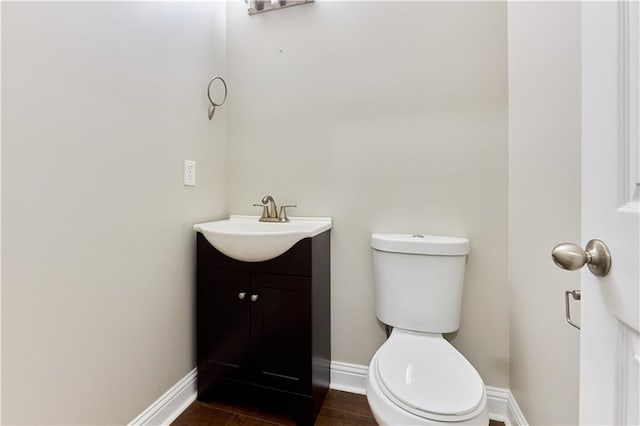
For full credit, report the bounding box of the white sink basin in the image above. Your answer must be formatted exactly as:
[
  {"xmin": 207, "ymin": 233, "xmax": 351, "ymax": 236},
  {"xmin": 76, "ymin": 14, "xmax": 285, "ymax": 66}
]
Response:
[{"xmin": 194, "ymin": 215, "xmax": 332, "ymax": 262}]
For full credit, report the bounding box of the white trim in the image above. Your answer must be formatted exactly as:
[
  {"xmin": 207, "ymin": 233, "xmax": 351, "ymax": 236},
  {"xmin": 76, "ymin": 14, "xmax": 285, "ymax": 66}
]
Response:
[
  {"xmin": 485, "ymin": 386, "xmax": 528, "ymax": 426},
  {"xmin": 507, "ymin": 390, "xmax": 528, "ymax": 426},
  {"xmin": 134, "ymin": 364, "xmax": 528, "ymax": 426},
  {"xmin": 330, "ymin": 361, "xmax": 368, "ymax": 395},
  {"xmin": 618, "ymin": 0, "xmax": 640, "ymax": 209},
  {"xmin": 128, "ymin": 368, "xmax": 197, "ymax": 426},
  {"xmin": 329, "ymin": 361, "xmax": 528, "ymax": 426},
  {"xmin": 486, "ymin": 386, "xmax": 511, "ymax": 424}
]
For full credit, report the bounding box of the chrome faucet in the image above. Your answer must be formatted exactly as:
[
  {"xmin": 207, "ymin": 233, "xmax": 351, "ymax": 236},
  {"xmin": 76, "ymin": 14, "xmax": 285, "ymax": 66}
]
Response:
[
  {"xmin": 262, "ymin": 195, "xmax": 278, "ymax": 219},
  {"xmin": 253, "ymin": 195, "xmax": 296, "ymax": 222}
]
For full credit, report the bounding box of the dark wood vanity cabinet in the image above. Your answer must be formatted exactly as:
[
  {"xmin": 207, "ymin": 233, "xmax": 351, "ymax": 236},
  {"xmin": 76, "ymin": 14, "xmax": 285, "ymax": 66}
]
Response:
[{"xmin": 196, "ymin": 231, "xmax": 331, "ymax": 425}]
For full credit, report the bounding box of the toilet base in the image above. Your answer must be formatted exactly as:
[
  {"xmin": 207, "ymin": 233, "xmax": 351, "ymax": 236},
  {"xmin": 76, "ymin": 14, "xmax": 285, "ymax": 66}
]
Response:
[{"xmin": 366, "ymin": 352, "xmax": 489, "ymax": 426}]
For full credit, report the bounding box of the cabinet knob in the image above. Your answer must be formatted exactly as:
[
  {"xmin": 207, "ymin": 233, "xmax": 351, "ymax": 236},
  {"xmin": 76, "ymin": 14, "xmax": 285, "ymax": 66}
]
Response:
[
  {"xmin": 238, "ymin": 292, "xmax": 246, "ymax": 300},
  {"xmin": 250, "ymin": 294, "xmax": 259, "ymax": 302}
]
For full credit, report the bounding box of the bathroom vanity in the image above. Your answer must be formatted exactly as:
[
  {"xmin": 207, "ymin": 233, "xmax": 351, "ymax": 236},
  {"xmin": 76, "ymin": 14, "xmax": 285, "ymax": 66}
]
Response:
[{"xmin": 195, "ymin": 221, "xmax": 330, "ymax": 425}]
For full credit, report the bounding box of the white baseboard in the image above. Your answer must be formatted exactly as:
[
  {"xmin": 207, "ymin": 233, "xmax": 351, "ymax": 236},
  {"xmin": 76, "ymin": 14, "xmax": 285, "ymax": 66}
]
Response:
[
  {"xmin": 128, "ymin": 368, "xmax": 197, "ymax": 426},
  {"xmin": 329, "ymin": 361, "xmax": 528, "ymax": 426},
  {"xmin": 132, "ymin": 363, "xmax": 528, "ymax": 426},
  {"xmin": 485, "ymin": 386, "xmax": 528, "ymax": 426},
  {"xmin": 329, "ymin": 361, "xmax": 368, "ymax": 395}
]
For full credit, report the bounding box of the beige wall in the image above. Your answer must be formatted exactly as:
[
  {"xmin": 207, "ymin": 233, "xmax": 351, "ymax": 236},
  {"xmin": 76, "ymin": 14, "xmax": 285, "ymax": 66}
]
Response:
[
  {"xmin": 226, "ymin": 1, "xmax": 509, "ymax": 387},
  {"xmin": 0, "ymin": 1, "xmax": 584, "ymax": 424},
  {"xmin": 508, "ymin": 2, "xmax": 581, "ymax": 424},
  {"xmin": 1, "ymin": 2, "xmax": 227, "ymax": 424}
]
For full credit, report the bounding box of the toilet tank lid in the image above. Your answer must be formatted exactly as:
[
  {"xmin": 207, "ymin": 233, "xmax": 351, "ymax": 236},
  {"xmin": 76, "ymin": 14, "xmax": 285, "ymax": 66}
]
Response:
[{"xmin": 371, "ymin": 233, "xmax": 470, "ymax": 256}]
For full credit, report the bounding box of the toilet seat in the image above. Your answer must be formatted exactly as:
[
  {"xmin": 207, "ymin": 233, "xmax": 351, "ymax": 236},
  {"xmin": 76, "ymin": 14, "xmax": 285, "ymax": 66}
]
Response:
[{"xmin": 373, "ymin": 329, "xmax": 486, "ymax": 422}]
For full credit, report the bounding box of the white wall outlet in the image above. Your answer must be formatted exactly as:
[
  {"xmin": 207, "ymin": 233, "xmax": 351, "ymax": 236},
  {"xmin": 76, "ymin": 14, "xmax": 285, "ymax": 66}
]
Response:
[{"xmin": 184, "ymin": 160, "xmax": 196, "ymax": 186}]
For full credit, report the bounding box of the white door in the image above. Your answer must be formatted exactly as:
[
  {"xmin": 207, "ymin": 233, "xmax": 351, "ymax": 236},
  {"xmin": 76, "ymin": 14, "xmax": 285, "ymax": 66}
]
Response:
[{"xmin": 582, "ymin": 1, "xmax": 640, "ymax": 424}]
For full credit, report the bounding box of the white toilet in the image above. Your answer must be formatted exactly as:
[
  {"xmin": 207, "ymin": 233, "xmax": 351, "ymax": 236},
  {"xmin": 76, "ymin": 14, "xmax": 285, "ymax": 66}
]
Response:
[{"xmin": 366, "ymin": 233, "xmax": 489, "ymax": 425}]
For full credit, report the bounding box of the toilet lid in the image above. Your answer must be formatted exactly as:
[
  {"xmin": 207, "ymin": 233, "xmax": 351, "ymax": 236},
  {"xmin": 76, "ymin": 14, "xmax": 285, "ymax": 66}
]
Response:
[{"xmin": 374, "ymin": 331, "xmax": 485, "ymax": 420}]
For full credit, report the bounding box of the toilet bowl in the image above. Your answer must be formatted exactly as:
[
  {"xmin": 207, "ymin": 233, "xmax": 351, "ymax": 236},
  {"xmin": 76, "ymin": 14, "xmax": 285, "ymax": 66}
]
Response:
[
  {"xmin": 366, "ymin": 329, "xmax": 489, "ymax": 425},
  {"xmin": 366, "ymin": 233, "xmax": 489, "ymax": 425}
]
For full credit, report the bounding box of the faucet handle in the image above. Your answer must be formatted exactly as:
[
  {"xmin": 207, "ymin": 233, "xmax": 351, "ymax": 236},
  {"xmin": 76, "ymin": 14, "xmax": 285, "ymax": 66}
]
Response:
[
  {"xmin": 253, "ymin": 203, "xmax": 269, "ymax": 219},
  {"xmin": 278, "ymin": 205, "xmax": 297, "ymax": 222}
]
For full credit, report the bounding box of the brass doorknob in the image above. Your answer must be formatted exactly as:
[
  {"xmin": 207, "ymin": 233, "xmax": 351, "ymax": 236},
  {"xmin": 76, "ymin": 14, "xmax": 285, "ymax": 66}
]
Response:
[{"xmin": 552, "ymin": 239, "xmax": 612, "ymax": 277}]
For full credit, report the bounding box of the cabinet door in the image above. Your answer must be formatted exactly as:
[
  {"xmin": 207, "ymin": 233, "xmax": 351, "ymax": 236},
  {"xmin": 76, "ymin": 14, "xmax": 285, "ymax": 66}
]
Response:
[
  {"xmin": 199, "ymin": 269, "xmax": 251, "ymax": 379},
  {"xmin": 250, "ymin": 274, "xmax": 312, "ymax": 393}
]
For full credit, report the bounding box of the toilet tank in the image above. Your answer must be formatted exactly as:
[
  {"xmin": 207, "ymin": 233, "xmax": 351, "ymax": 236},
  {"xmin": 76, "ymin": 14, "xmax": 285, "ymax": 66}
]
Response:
[{"xmin": 371, "ymin": 233, "xmax": 470, "ymax": 333}]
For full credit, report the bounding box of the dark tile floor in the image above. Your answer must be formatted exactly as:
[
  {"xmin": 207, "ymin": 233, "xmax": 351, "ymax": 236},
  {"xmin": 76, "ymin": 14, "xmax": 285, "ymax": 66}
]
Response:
[{"xmin": 172, "ymin": 390, "xmax": 505, "ymax": 426}]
